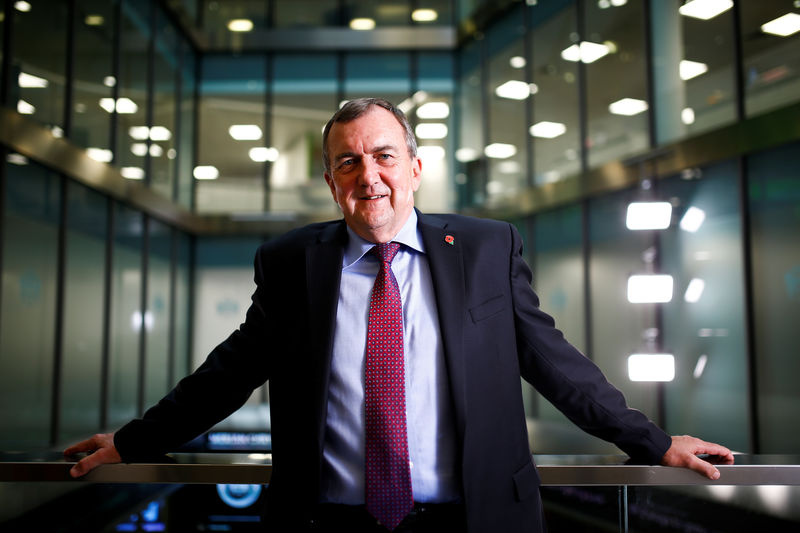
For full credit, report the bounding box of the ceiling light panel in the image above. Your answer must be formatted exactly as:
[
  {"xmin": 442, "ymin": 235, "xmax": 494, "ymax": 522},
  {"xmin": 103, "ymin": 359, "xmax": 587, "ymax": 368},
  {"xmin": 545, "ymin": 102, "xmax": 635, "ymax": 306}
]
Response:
[
  {"xmin": 229, "ymin": 125, "xmax": 263, "ymax": 141},
  {"xmin": 678, "ymin": 0, "xmax": 733, "ymax": 20},
  {"xmin": 761, "ymin": 13, "xmax": 800, "ymax": 37},
  {"xmin": 529, "ymin": 121, "xmax": 567, "ymax": 139},
  {"xmin": 609, "ymin": 97, "xmax": 649, "ymax": 116}
]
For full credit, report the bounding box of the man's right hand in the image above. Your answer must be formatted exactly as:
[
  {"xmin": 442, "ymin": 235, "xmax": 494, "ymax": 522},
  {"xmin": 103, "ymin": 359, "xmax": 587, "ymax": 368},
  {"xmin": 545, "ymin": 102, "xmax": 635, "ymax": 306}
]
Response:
[{"xmin": 63, "ymin": 433, "xmax": 122, "ymax": 478}]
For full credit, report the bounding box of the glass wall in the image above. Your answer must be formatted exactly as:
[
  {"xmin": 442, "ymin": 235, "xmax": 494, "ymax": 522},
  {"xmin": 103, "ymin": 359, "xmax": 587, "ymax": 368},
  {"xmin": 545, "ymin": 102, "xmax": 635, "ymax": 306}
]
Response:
[
  {"xmin": 196, "ymin": 55, "xmax": 267, "ymax": 213},
  {"xmin": 59, "ymin": 182, "xmax": 108, "ymax": 443},
  {"xmin": 740, "ymin": 1, "xmax": 800, "ymax": 117},
  {"xmin": 659, "ymin": 161, "xmax": 749, "ymax": 451},
  {"xmin": 750, "ymin": 141, "xmax": 800, "ymax": 453},
  {"xmin": 0, "ymin": 161, "xmax": 60, "ymax": 449},
  {"xmin": 108, "ymin": 204, "xmax": 143, "ymax": 427},
  {"xmin": 270, "ymin": 53, "xmax": 338, "ymax": 216},
  {"xmin": 486, "ymin": 5, "xmax": 528, "ymax": 200},
  {"xmin": 72, "ymin": 0, "xmax": 115, "ymax": 151},
  {"xmin": 10, "ymin": 0, "xmax": 68, "ymax": 132},
  {"xmin": 650, "ymin": 0, "xmax": 737, "ymax": 145},
  {"xmin": 150, "ymin": 5, "xmax": 179, "ymax": 200},
  {"xmin": 529, "ymin": 0, "xmax": 581, "ymax": 185},
  {"xmin": 144, "ymin": 219, "xmax": 172, "ymax": 407}
]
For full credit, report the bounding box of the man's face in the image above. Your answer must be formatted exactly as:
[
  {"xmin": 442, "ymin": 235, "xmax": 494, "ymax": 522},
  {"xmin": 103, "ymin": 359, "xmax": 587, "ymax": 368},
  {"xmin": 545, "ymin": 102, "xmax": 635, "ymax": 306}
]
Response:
[{"xmin": 324, "ymin": 106, "xmax": 421, "ymax": 243}]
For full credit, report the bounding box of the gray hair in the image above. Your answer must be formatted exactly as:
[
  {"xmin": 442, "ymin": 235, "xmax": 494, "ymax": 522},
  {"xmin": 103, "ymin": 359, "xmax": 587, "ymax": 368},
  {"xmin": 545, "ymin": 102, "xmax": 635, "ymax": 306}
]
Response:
[{"xmin": 322, "ymin": 98, "xmax": 418, "ymax": 174}]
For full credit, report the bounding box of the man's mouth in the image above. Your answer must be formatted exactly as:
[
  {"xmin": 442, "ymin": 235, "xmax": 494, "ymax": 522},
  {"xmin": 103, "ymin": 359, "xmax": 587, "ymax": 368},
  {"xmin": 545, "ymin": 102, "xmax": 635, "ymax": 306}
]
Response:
[{"xmin": 361, "ymin": 194, "xmax": 387, "ymax": 200}]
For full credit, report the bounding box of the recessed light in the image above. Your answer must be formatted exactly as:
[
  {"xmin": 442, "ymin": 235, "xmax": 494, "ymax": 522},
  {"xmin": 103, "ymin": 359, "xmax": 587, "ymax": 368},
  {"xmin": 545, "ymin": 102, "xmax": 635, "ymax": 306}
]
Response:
[
  {"xmin": 121, "ymin": 167, "xmax": 145, "ymax": 180},
  {"xmin": 229, "ymin": 125, "xmax": 263, "ymax": 141},
  {"xmin": 350, "ymin": 18, "xmax": 375, "ymax": 30},
  {"xmin": 761, "ymin": 13, "xmax": 800, "ymax": 37},
  {"xmin": 484, "ymin": 143, "xmax": 517, "ymax": 159},
  {"xmin": 193, "ymin": 166, "xmax": 219, "ymax": 180},
  {"xmin": 227, "ymin": 19, "xmax": 253, "ymax": 32},
  {"xmin": 249, "ymin": 147, "xmax": 279, "ymax": 162},
  {"xmin": 495, "ymin": 80, "xmax": 535, "ymax": 100},
  {"xmin": 628, "ymin": 354, "xmax": 675, "ymax": 382},
  {"xmin": 529, "ymin": 121, "xmax": 567, "ymax": 139},
  {"xmin": 415, "ymin": 123, "xmax": 448, "ymax": 139},
  {"xmin": 679, "ymin": 59, "xmax": 708, "ymax": 80},
  {"xmin": 560, "ymin": 41, "xmax": 610, "ymax": 63},
  {"xmin": 411, "ymin": 9, "xmax": 437, "ymax": 22},
  {"xmin": 678, "ymin": 0, "xmax": 733, "ymax": 20},
  {"xmin": 608, "ymin": 97, "xmax": 649, "ymax": 116},
  {"xmin": 416, "ymin": 102, "xmax": 449, "ymax": 119},
  {"xmin": 626, "ymin": 201, "xmax": 672, "ymax": 230}
]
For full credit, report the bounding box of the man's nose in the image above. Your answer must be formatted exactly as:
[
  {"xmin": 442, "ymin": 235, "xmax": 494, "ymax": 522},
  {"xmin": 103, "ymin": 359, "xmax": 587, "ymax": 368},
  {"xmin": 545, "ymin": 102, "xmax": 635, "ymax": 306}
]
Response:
[{"xmin": 357, "ymin": 157, "xmax": 381, "ymax": 186}]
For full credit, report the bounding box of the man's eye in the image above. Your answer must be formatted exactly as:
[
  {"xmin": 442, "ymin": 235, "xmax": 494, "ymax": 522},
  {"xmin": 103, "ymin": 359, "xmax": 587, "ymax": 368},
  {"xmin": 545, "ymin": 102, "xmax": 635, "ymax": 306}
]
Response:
[{"xmin": 378, "ymin": 154, "xmax": 392, "ymax": 161}]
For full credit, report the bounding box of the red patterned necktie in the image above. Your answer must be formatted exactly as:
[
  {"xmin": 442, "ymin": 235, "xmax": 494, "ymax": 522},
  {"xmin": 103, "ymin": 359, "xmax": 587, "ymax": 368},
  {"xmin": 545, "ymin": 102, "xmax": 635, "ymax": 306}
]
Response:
[{"xmin": 365, "ymin": 242, "xmax": 414, "ymax": 530}]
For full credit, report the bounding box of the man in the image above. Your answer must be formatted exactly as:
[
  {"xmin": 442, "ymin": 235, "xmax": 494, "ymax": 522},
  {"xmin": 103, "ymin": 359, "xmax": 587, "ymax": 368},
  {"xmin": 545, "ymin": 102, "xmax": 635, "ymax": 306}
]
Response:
[{"xmin": 66, "ymin": 98, "xmax": 733, "ymax": 532}]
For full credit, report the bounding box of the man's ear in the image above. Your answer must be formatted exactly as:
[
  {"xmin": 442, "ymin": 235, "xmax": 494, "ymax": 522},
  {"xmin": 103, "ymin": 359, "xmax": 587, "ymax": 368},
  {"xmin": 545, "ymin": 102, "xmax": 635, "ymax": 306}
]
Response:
[
  {"xmin": 411, "ymin": 156, "xmax": 422, "ymax": 192},
  {"xmin": 324, "ymin": 173, "xmax": 337, "ymax": 201}
]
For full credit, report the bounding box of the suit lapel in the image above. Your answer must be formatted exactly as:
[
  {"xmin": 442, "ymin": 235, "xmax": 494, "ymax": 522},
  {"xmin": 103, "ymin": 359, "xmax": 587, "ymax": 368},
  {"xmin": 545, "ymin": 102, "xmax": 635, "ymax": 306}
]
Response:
[
  {"xmin": 305, "ymin": 221, "xmax": 347, "ymax": 455},
  {"xmin": 418, "ymin": 212, "xmax": 468, "ymax": 442}
]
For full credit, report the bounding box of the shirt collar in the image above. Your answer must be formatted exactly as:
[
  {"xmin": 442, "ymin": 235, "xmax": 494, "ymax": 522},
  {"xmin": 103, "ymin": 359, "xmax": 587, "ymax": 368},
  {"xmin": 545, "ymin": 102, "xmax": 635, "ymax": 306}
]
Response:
[{"xmin": 343, "ymin": 209, "xmax": 425, "ymax": 268}]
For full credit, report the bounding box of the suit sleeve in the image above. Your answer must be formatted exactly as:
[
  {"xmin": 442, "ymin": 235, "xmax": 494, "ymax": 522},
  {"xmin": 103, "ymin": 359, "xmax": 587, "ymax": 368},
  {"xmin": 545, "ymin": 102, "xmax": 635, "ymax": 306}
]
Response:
[
  {"xmin": 114, "ymin": 246, "xmax": 273, "ymax": 460},
  {"xmin": 507, "ymin": 224, "xmax": 672, "ymax": 464}
]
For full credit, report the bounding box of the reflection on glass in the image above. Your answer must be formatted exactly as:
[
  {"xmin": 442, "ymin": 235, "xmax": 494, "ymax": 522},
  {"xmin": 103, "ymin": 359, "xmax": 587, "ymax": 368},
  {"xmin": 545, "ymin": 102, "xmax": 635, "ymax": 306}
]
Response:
[
  {"xmin": 150, "ymin": 5, "xmax": 179, "ymax": 200},
  {"xmin": 532, "ymin": 205, "xmax": 586, "ymax": 426},
  {"xmin": 487, "ymin": 6, "xmax": 527, "ymax": 200},
  {"xmin": 0, "ymin": 162, "xmax": 60, "ymax": 449},
  {"xmin": 749, "ymin": 141, "xmax": 800, "ymax": 452},
  {"xmin": 659, "ymin": 160, "xmax": 749, "ymax": 450},
  {"xmin": 271, "ymin": 54, "xmax": 338, "ymax": 216},
  {"xmin": 589, "ymin": 191, "xmax": 660, "ymax": 420},
  {"xmin": 740, "ymin": 1, "xmax": 800, "ymax": 116},
  {"xmin": 177, "ymin": 41, "xmax": 196, "ymax": 210},
  {"xmin": 173, "ymin": 233, "xmax": 192, "ymax": 383},
  {"xmin": 72, "ymin": 0, "xmax": 114, "ymax": 152},
  {"xmin": 196, "ymin": 56, "xmax": 266, "ymax": 213},
  {"xmin": 60, "ymin": 182, "xmax": 107, "ymax": 443},
  {"xmin": 344, "ymin": 53, "xmax": 411, "ymax": 104},
  {"xmin": 108, "ymin": 204, "xmax": 142, "ymax": 427},
  {"xmin": 456, "ymin": 40, "xmax": 485, "ymax": 208},
  {"xmin": 145, "ymin": 219, "xmax": 172, "ymax": 407},
  {"xmin": 530, "ymin": 1, "xmax": 581, "ymax": 185},
  {"xmin": 584, "ymin": 0, "xmax": 649, "ymax": 168},
  {"xmin": 117, "ymin": 0, "xmax": 152, "ymax": 175},
  {"xmin": 651, "ymin": 0, "xmax": 736, "ymax": 145},
  {"xmin": 12, "ymin": 0, "xmax": 68, "ymax": 130},
  {"xmin": 413, "ymin": 52, "xmax": 454, "ymax": 213}
]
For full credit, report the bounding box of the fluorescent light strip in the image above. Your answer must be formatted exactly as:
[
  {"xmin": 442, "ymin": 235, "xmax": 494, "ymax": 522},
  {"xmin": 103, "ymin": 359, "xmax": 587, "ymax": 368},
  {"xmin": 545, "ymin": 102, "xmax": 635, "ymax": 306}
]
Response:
[
  {"xmin": 416, "ymin": 102, "xmax": 449, "ymax": 119},
  {"xmin": 193, "ymin": 166, "xmax": 219, "ymax": 180},
  {"xmin": 628, "ymin": 353, "xmax": 675, "ymax": 382},
  {"xmin": 626, "ymin": 201, "xmax": 672, "ymax": 230},
  {"xmin": 627, "ymin": 274, "xmax": 674, "ymax": 303},
  {"xmin": 229, "ymin": 124, "xmax": 263, "ymax": 141},
  {"xmin": 761, "ymin": 13, "xmax": 800, "ymax": 37},
  {"xmin": 678, "ymin": 0, "xmax": 733, "ymax": 21}
]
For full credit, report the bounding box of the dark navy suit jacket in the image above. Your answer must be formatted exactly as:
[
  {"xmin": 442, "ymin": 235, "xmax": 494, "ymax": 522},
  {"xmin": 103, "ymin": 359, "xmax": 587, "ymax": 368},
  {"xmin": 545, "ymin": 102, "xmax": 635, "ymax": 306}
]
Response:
[{"xmin": 115, "ymin": 210, "xmax": 672, "ymax": 532}]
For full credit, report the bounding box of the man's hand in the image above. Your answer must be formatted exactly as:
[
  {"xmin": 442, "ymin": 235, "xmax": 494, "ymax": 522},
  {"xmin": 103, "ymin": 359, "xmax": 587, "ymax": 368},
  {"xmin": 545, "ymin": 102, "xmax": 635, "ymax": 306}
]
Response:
[
  {"xmin": 661, "ymin": 435, "xmax": 734, "ymax": 480},
  {"xmin": 63, "ymin": 433, "xmax": 122, "ymax": 478}
]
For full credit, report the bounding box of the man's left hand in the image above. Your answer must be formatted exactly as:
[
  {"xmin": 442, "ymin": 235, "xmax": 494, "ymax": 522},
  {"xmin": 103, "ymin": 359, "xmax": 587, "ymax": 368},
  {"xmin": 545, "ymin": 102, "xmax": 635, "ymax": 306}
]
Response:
[{"xmin": 661, "ymin": 435, "xmax": 735, "ymax": 480}]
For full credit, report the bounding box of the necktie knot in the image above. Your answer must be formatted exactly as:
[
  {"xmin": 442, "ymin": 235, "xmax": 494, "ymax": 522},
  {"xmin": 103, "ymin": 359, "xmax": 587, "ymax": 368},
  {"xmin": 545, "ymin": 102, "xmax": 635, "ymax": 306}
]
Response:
[{"xmin": 373, "ymin": 242, "xmax": 401, "ymax": 265}]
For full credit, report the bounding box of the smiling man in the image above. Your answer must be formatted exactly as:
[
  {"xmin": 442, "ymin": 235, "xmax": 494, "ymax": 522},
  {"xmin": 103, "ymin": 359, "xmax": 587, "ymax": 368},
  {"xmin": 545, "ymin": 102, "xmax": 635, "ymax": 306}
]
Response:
[{"xmin": 66, "ymin": 98, "xmax": 732, "ymax": 533}]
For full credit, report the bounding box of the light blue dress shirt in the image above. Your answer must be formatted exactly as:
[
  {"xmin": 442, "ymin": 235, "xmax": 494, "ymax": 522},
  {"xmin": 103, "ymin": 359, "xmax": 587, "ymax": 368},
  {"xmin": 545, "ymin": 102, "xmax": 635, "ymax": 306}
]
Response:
[{"xmin": 320, "ymin": 210, "xmax": 460, "ymax": 504}]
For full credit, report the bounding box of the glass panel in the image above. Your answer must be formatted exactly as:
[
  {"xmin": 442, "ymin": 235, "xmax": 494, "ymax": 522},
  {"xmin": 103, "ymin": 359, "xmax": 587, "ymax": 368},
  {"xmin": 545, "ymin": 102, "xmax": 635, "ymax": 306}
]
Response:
[
  {"xmin": 486, "ymin": 6, "xmax": 528, "ymax": 200},
  {"xmin": 194, "ymin": 237, "xmax": 267, "ymax": 419},
  {"xmin": 270, "ymin": 53, "xmax": 338, "ymax": 217},
  {"xmin": 589, "ymin": 189, "xmax": 660, "ymax": 422},
  {"xmin": 59, "ymin": 182, "xmax": 107, "ymax": 443},
  {"xmin": 173, "ymin": 232, "xmax": 192, "ymax": 383},
  {"xmin": 343, "ymin": 1, "xmax": 411, "ymax": 27},
  {"xmin": 145, "ymin": 219, "xmax": 171, "ymax": 406},
  {"xmin": 196, "ymin": 55, "xmax": 266, "ymax": 214},
  {"xmin": 108, "ymin": 204, "xmax": 143, "ymax": 427},
  {"xmin": 201, "ymin": 0, "xmax": 267, "ymax": 47},
  {"xmin": 659, "ymin": 161, "xmax": 749, "ymax": 450},
  {"xmin": 651, "ymin": 0, "xmax": 736, "ymax": 145},
  {"xmin": 749, "ymin": 141, "xmax": 800, "ymax": 453},
  {"xmin": 584, "ymin": 0, "xmax": 650, "ymax": 168},
  {"xmin": 273, "ymin": 0, "xmax": 340, "ymax": 27},
  {"xmin": 176, "ymin": 41, "xmax": 196, "ymax": 210},
  {"xmin": 455, "ymin": 39, "xmax": 485, "ymax": 209},
  {"xmin": 150, "ymin": 5, "xmax": 178, "ymax": 200},
  {"xmin": 0, "ymin": 161, "xmax": 60, "ymax": 449},
  {"xmin": 740, "ymin": 1, "xmax": 800, "ymax": 117},
  {"xmin": 11, "ymin": 0, "xmax": 68, "ymax": 132},
  {"xmin": 116, "ymin": 0, "xmax": 152, "ymax": 179},
  {"xmin": 413, "ymin": 52, "xmax": 454, "ymax": 213},
  {"xmin": 531, "ymin": 205, "xmax": 590, "ymax": 429},
  {"xmin": 344, "ymin": 53, "xmax": 411, "ymax": 104},
  {"xmin": 529, "ymin": 0, "xmax": 581, "ymax": 185},
  {"xmin": 72, "ymin": 0, "xmax": 115, "ymax": 151}
]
